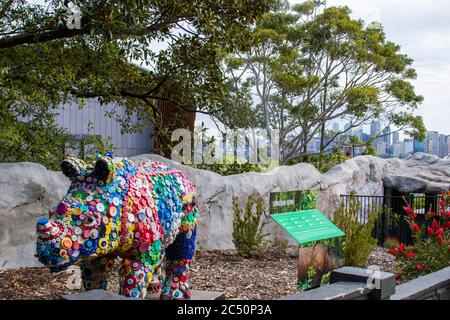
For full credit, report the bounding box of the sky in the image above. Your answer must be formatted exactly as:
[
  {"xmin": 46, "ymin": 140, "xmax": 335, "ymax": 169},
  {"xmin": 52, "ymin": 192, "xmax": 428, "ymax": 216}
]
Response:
[{"xmin": 309, "ymin": 0, "xmax": 450, "ymax": 135}]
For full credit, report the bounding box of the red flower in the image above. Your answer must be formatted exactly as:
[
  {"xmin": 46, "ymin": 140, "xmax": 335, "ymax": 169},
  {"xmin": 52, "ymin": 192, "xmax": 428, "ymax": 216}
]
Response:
[
  {"xmin": 428, "ymin": 227, "xmax": 435, "ymax": 236},
  {"xmin": 404, "ymin": 206, "xmax": 414, "ymax": 215},
  {"xmin": 406, "ymin": 252, "xmax": 415, "ymax": 258},
  {"xmin": 390, "ymin": 248, "xmax": 398, "ymax": 255},
  {"xmin": 412, "ymin": 224, "xmax": 419, "ymax": 233},
  {"xmin": 398, "ymin": 244, "xmax": 406, "ymax": 252},
  {"xmin": 438, "ymin": 235, "xmax": 444, "ymax": 246},
  {"xmin": 427, "ymin": 211, "xmax": 435, "ymax": 218},
  {"xmin": 439, "ymin": 200, "xmax": 445, "ymax": 207},
  {"xmin": 435, "ymin": 227, "xmax": 444, "ymax": 236},
  {"xmin": 416, "ymin": 263, "xmax": 424, "ymax": 272},
  {"xmin": 432, "ymin": 220, "xmax": 439, "ymax": 229}
]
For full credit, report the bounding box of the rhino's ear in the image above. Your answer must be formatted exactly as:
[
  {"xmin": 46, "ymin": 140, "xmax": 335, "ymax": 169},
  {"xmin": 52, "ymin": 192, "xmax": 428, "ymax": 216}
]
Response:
[
  {"xmin": 94, "ymin": 157, "xmax": 115, "ymax": 183},
  {"xmin": 61, "ymin": 157, "xmax": 86, "ymax": 180}
]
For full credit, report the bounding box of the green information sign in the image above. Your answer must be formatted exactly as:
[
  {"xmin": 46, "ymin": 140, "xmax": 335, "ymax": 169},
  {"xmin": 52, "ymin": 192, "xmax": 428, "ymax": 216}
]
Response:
[{"xmin": 271, "ymin": 209, "xmax": 345, "ymax": 245}]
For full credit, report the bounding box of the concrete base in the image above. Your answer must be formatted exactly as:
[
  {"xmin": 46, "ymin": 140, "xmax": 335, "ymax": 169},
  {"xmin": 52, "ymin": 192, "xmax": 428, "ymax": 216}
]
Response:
[{"xmin": 62, "ymin": 289, "xmax": 226, "ymax": 300}]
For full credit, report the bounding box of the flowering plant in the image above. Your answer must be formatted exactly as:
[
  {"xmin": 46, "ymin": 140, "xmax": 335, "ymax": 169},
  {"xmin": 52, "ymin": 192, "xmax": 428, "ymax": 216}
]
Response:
[{"xmin": 390, "ymin": 193, "xmax": 450, "ymax": 281}]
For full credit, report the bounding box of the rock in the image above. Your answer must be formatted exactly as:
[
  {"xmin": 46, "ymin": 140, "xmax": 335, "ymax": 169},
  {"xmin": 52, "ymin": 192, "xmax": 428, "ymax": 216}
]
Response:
[
  {"xmin": 1, "ymin": 153, "xmax": 449, "ymax": 269},
  {"xmin": 0, "ymin": 163, "xmax": 70, "ymax": 269}
]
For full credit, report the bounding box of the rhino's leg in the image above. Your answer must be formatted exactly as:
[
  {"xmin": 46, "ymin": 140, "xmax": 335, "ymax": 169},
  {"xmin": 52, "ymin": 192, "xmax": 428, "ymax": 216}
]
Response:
[
  {"xmin": 80, "ymin": 254, "xmax": 116, "ymax": 291},
  {"xmin": 147, "ymin": 250, "xmax": 165, "ymax": 294},
  {"xmin": 119, "ymin": 258, "xmax": 152, "ymax": 299},
  {"xmin": 161, "ymin": 227, "xmax": 197, "ymax": 300}
]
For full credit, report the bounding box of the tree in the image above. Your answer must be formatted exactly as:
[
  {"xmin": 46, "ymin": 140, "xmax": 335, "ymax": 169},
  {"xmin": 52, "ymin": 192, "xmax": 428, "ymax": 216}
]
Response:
[
  {"xmin": 224, "ymin": 1, "xmax": 425, "ymax": 164},
  {"xmin": 0, "ymin": 0, "xmax": 276, "ymax": 163}
]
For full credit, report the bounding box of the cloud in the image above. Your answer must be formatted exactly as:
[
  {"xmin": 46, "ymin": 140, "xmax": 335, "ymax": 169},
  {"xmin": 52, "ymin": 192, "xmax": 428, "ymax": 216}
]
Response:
[{"xmin": 310, "ymin": 0, "xmax": 450, "ymax": 134}]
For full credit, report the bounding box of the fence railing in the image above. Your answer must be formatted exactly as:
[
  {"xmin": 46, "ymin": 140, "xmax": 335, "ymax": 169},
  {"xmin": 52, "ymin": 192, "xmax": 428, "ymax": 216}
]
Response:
[{"xmin": 339, "ymin": 194, "xmax": 445, "ymax": 245}]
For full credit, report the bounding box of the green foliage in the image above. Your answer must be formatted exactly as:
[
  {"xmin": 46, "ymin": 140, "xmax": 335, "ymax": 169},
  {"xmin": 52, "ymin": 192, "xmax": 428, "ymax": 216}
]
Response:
[
  {"xmin": 290, "ymin": 149, "xmax": 347, "ymax": 173},
  {"xmin": 0, "ymin": 0, "xmax": 276, "ymax": 159},
  {"xmin": 0, "ymin": 112, "xmax": 69, "ymax": 170},
  {"xmin": 192, "ymin": 161, "xmax": 261, "ymax": 176},
  {"xmin": 224, "ymin": 2, "xmax": 425, "ymax": 163},
  {"xmin": 297, "ymin": 266, "xmax": 317, "ymax": 292},
  {"xmin": 232, "ymin": 195, "xmax": 269, "ymax": 257},
  {"xmin": 300, "ymin": 190, "xmax": 318, "ymax": 210},
  {"xmin": 333, "ymin": 196, "xmax": 379, "ymax": 267},
  {"xmin": 384, "ymin": 236, "xmax": 400, "ymax": 250},
  {"xmin": 391, "ymin": 196, "xmax": 450, "ymax": 281},
  {"xmin": 320, "ymin": 271, "xmax": 331, "ymax": 286}
]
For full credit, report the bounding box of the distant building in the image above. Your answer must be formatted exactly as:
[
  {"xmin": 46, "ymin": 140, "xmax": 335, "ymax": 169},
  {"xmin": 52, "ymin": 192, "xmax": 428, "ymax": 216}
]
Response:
[
  {"xmin": 426, "ymin": 131, "xmax": 439, "ymax": 156},
  {"xmin": 447, "ymin": 135, "xmax": 450, "ymax": 156},
  {"xmin": 393, "ymin": 142, "xmax": 402, "ymax": 157},
  {"xmin": 56, "ymin": 99, "xmax": 154, "ymax": 157},
  {"xmin": 344, "ymin": 122, "xmax": 353, "ymax": 136},
  {"xmin": 404, "ymin": 139, "xmax": 414, "ymax": 155},
  {"xmin": 354, "ymin": 128, "xmax": 363, "ymax": 141},
  {"xmin": 370, "ymin": 121, "xmax": 381, "ymax": 137},
  {"xmin": 393, "ymin": 132, "xmax": 400, "ymax": 144},
  {"xmin": 377, "ymin": 141, "xmax": 387, "ymax": 156},
  {"xmin": 414, "ymin": 139, "xmax": 426, "ymax": 153},
  {"xmin": 382, "ymin": 126, "xmax": 391, "ymax": 146},
  {"xmin": 439, "ymin": 134, "xmax": 447, "ymax": 158}
]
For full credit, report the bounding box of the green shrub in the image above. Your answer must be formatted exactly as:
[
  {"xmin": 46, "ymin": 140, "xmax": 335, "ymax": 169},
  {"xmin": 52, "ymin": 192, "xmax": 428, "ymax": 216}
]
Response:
[
  {"xmin": 192, "ymin": 161, "xmax": 261, "ymax": 176},
  {"xmin": 333, "ymin": 197, "xmax": 379, "ymax": 267},
  {"xmin": 390, "ymin": 195, "xmax": 450, "ymax": 281},
  {"xmin": 232, "ymin": 195, "xmax": 269, "ymax": 257},
  {"xmin": 384, "ymin": 236, "xmax": 400, "ymax": 250},
  {"xmin": 297, "ymin": 266, "xmax": 317, "ymax": 292}
]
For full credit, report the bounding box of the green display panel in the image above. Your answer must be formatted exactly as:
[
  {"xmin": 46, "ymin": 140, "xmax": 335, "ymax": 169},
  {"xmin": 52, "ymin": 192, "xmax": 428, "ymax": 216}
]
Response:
[
  {"xmin": 271, "ymin": 209, "xmax": 345, "ymax": 245},
  {"xmin": 270, "ymin": 190, "xmax": 318, "ymax": 214}
]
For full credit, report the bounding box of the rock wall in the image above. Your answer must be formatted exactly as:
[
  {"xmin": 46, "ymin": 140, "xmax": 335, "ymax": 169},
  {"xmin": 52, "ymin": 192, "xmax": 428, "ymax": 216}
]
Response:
[{"xmin": 1, "ymin": 153, "xmax": 449, "ymax": 269}]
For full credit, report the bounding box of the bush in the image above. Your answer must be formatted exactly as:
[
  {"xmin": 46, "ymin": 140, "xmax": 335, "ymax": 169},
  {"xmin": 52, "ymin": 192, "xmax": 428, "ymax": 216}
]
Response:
[
  {"xmin": 390, "ymin": 194, "xmax": 450, "ymax": 281},
  {"xmin": 333, "ymin": 196, "xmax": 379, "ymax": 267},
  {"xmin": 192, "ymin": 161, "xmax": 261, "ymax": 176},
  {"xmin": 384, "ymin": 236, "xmax": 400, "ymax": 250},
  {"xmin": 232, "ymin": 195, "xmax": 269, "ymax": 257}
]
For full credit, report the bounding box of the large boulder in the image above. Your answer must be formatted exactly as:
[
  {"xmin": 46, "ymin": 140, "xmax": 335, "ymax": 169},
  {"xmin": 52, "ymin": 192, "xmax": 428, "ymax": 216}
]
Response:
[{"xmin": 0, "ymin": 153, "xmax": 449, "ymax": 269}]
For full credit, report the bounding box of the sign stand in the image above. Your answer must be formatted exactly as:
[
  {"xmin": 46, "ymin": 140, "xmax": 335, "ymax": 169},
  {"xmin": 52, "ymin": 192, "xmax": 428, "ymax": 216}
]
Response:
[{"xmin": 271, "ymin": 209, "xmax": 345, "ymax": 290}]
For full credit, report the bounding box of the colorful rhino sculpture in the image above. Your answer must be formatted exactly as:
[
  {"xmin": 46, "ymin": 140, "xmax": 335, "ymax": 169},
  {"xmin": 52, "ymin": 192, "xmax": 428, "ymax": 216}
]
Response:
[{"xmin": 35, "ymin": 155, "xmax": 198, "ymax": 300}]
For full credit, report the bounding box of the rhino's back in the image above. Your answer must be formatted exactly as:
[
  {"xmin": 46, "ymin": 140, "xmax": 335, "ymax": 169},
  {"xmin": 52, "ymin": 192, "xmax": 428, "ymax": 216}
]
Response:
[{"xmin": 133, "ymin": 161, "xmax": 197, "ymax": 246}]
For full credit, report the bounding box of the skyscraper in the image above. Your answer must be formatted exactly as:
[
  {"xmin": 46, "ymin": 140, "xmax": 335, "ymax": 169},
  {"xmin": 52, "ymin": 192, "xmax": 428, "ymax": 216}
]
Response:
[
  {"xmin": 439, "ymin": 134, "xmax": 447, "ymax": 158},
  {"xmin": 446, "ymin": 135, "xmax": 450, "ymax": 157},
  {"xmin": 382, "ymin": 126, "xmax": 391, "ymax": 146},
  {"xmin": 377, "ymin": 141, "xmax": 387, "ymax": 156},
  {"xmin": 393, "ymin": 132, "xmax": 400, "ymax": 144},
  {"xmin": 413, "ymin": 139, "xmax": 426, "ymax": 153},
  {"xmin": 404, "ymin": 139, "xmax": 414, "ymax": 155},
  {"xmin": 426, "ymin": 131, "xmax": 439, "ymax": 156},
  {"xmin": 370, "ymin": 121, "xmax": 381, "ymax": 137}
]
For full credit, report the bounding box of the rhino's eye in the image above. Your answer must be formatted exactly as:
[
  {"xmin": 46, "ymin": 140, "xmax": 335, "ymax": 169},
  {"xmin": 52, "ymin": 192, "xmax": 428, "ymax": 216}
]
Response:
[{"xmin": 85, "ymin": 216, "xmax": 96, "ymax": 226}]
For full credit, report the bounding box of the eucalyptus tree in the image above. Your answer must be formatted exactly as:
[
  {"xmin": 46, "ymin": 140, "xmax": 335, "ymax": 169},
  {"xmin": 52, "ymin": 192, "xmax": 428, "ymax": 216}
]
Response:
[
  {"xmin": 225, "ymin": 1, "xmax": 425, "ymax": 164},
  {"xmin": 0, "ymin": 0, "xmax": 276, "ymax": 165}
]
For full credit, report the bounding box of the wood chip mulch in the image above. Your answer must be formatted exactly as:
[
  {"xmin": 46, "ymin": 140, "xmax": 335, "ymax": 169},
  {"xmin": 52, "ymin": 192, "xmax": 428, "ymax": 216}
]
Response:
[
  {"xmin": 0, "ymin": 247, "xmax": 299, "ymax": 300},
  {"xmin": 0, "ymin": 246, "xmax": 397, "ymax": 300}
]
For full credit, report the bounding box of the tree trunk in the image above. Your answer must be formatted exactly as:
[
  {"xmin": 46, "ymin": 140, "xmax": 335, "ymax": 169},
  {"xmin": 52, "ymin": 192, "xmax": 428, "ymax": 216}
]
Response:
[{"xmin": 153, "ymin": 84, "xmax": 196, "ymax": 158}]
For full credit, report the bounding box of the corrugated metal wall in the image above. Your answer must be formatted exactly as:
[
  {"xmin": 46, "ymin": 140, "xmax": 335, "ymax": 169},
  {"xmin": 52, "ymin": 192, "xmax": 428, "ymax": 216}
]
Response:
[{"xmin": 55, "ymin": 99, "xmax": 154, "ymax": 157}]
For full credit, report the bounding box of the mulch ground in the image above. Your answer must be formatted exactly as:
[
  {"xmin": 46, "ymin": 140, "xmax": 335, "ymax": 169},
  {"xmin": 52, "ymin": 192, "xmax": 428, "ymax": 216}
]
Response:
[{"xmin": 0, "ymin": 246, "xmax": 395, "ymax": 300}]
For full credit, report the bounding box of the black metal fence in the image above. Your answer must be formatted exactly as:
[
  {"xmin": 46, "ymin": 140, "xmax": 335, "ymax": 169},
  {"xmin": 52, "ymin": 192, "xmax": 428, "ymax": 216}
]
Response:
[{"xmin": 339, "ymin": 194, "xmax": 446, "ymax": 245}]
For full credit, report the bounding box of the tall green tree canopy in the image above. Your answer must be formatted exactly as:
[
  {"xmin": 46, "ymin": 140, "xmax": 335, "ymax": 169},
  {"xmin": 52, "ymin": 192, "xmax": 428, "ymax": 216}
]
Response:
[
  {"xmin": 224, "ymin": 0, "xmax": 425, "ymax": 163},
  {"xmin": 0, "ymin": 0, "xmax": 276, "ymax": 167}
]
